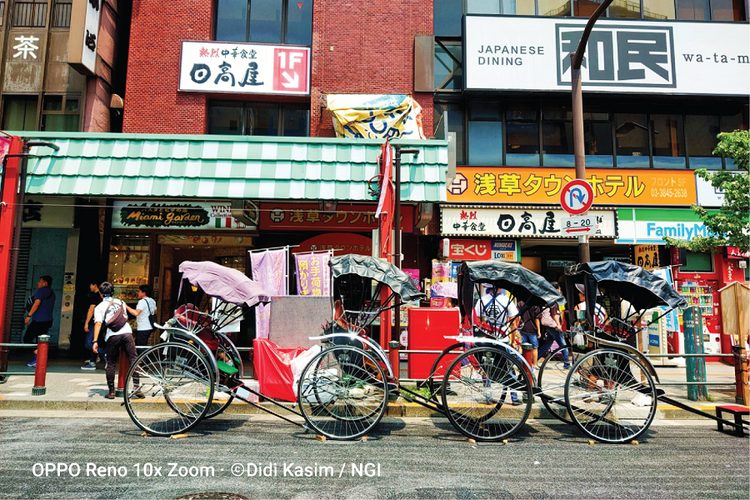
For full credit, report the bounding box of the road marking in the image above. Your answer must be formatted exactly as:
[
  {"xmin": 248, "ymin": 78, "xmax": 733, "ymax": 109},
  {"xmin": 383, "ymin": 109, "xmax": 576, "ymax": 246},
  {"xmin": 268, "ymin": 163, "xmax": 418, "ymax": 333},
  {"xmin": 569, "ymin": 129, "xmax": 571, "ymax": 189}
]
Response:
[
  {"xmin": 9, "ymin": 383, "xmax": 33, "ymax": 388},
  {"xmin": 68, "ymin": 378, "xmax": 93, "ymax": 382}
]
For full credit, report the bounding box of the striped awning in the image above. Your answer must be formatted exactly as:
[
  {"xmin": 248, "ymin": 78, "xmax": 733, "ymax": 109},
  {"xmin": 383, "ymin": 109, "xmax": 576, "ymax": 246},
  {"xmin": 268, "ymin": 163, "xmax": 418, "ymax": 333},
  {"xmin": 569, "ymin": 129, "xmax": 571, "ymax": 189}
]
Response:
[{"xmin": 18, "ymin": 132, "xmax": 448, "ymax": 202}]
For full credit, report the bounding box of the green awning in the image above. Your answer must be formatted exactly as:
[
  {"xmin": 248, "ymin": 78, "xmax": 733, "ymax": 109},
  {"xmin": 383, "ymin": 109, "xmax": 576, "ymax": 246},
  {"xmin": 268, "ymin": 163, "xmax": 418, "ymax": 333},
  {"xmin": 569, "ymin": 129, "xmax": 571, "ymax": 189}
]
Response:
[{"xmin": 16, "ymin": 132, "xmax": 448, "ymax": 202}]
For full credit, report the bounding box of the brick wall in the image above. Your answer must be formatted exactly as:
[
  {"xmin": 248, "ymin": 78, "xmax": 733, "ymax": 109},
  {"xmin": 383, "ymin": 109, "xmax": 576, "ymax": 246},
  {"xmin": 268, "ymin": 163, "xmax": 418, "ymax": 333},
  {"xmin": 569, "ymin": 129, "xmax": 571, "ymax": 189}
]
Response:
[
  {"xmin": 310, "ymin": 0, "xmax": 434, "ymax": 137},
  {"xmin": 123, "ymin": 0, "xmax": 212, "ymax": 134},
  {"xmin": 123, "ymin": 0, "xmax": 434, "ymax": 137}
]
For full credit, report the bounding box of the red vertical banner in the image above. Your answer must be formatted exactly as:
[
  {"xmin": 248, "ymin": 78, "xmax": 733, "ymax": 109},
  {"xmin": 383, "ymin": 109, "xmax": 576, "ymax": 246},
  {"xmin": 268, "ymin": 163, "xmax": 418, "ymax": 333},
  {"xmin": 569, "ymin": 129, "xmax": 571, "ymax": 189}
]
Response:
[
  {"xmin": 0, "ymin": 135, "xmax": 23, "ymax": 348},
  {"xmin": 376, "ymin": 140, "xmax": 394, "ymax": 350}
]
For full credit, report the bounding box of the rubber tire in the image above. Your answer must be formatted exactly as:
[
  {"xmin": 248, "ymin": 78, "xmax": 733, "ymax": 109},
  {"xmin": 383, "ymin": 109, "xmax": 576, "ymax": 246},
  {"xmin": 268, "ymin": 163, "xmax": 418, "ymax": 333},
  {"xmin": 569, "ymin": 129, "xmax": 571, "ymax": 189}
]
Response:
[
  {"xmin": 124, "ymin": 342, "xmax": 215, "ymax": 437},
  {"xmin": 441, "ymin": 346, "xmax": 532, "ymax": 442}
]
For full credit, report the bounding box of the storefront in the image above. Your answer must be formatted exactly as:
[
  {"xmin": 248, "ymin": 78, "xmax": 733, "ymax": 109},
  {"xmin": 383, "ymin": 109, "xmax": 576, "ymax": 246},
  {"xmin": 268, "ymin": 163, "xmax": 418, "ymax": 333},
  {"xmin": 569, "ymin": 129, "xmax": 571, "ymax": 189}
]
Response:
[{"xmin": 15, "ymin": 132, "xmax": 448, "ymax": 347}]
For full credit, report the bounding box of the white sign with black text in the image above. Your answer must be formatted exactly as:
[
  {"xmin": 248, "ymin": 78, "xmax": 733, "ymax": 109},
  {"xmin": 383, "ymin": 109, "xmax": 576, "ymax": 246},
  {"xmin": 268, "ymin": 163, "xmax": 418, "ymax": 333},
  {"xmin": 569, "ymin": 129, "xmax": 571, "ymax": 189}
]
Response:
[
  {"xmin": 442, "ymin": 207, "xmax": 617, "ymax": 238},
  {"xmin": 465, "ymin": 16, "xmax": 749, "ymax": 96}
]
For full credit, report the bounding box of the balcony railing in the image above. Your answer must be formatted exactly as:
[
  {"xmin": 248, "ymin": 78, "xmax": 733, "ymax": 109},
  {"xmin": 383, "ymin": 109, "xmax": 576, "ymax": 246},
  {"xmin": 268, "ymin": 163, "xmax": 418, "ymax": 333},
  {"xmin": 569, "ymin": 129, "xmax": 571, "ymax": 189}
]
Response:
[
  {"xmin": 12, "ymin": 2, "xmax": 47, "ymax": 28},
  {"xmin": 52, "ymin": 2, "xmax": 72, "ymax": 28}
]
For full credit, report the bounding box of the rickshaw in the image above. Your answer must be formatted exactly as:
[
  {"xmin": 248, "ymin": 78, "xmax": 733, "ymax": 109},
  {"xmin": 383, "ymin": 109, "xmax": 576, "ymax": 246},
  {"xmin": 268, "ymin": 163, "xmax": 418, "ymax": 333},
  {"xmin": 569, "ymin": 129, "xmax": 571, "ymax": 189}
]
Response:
[{"xmin": 296, "ymin": 256, "xmax": 566, "ymax": 442}]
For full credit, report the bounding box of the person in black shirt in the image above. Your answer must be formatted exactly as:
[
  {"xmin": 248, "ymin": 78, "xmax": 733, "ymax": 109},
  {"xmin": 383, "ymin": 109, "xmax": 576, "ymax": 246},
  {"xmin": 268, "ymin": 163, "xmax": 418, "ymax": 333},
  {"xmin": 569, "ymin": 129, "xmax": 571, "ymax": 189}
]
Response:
[{"xmin": 81, "ymin": 281, "xmax": 103, "ymax": 370}]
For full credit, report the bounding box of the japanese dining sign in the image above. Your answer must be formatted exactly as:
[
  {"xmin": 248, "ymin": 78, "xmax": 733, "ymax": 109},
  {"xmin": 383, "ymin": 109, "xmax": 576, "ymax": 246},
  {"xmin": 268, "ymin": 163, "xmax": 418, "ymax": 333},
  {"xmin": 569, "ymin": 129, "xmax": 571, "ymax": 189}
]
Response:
[
  {"xmin": 465, "ymin": 16, "xmax": 749, "ymax": 95},
  {"xmin": 442, "ymin": 207, "xmax": 617, "ymax": 239},
  {"xmin": 259, "ymin": 203, "xmax": 415, "ymax": 232},
  {"xmin": 112, "ymin": 201, "xmax": 251, "ymax": 230},
  {"xmin": 179, "ymin": 41, "xmax": 310, "ymax": 95},
  {"xmin": 447, "ymin": 167, "xmax": 696, "ymax": 206}
]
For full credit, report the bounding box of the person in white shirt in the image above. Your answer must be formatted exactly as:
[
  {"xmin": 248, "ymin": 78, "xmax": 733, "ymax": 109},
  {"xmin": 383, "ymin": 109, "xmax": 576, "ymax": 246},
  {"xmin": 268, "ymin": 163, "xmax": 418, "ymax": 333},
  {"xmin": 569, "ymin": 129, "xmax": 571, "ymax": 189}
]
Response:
[
  {"xmin": 93, "ymin": 282, "xmax": 141, "ymax": 400},
  {"xmin": 126, "ymin": 285, "xmax": 157, "ymax": 347},
  {"xmin": 473, "ymin": 285, "xmax": 520, "ymax": 338}
]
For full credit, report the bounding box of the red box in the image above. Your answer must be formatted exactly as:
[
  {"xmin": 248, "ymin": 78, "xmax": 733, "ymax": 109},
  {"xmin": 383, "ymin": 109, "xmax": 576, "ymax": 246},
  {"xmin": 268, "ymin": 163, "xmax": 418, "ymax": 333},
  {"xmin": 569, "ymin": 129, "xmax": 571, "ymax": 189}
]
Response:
[{"xmin": 407, "ymin": 308, "xmax": 461, "ymax": 380}]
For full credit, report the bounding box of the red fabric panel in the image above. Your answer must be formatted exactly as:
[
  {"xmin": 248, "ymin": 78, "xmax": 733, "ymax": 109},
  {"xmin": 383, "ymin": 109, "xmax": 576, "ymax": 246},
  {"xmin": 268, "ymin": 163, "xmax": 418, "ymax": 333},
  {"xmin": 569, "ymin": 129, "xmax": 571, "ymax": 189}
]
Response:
[{"xmin": 253, "ymin": 338, "xmax": 307, "ymax": 402}]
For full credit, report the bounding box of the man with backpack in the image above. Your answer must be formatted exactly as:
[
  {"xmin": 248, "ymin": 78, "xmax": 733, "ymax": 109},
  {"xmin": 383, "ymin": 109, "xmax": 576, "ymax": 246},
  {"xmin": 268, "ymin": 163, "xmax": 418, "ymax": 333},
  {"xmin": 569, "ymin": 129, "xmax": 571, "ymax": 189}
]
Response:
[{"xmin": 92, "ymin": 282, "xmax": 142, "ymax": 400}]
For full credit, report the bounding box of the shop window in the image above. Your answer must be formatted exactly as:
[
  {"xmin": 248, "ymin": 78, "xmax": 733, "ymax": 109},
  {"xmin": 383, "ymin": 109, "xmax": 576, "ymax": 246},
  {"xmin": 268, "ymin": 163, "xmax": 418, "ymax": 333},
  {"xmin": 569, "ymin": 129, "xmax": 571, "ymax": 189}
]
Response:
[
  {"xmin": 109, "ymin": 235, "xmax": 151, "ymax": 301},
  {"xmin": 51, "ymin": 0, "xmax": 72, "ymax": 27},
  {"xmin": 12, "ymin": 0, "xmax": 47, "ymax": 27},
  {"xmin": 435, "ymin": 40, "xmax": 463, "ymax": 91},
  {"xmin": 615, "ymin": 113, "xmax": 650, "ymax": 168},
  {"xmin": 506, "ymin": 104, "xmax": 540, "ymax": 166},
  {"xmin": 434, "ymin": 101, "xmax": 465, "ymax": 165},
  {"xmin": 651, "ymin": 114, "xmax": 685, "ymax": 168},
  {"xmin": 683, "ymin": 251, "xmax": 713, "ymax": 272},
  {"xmin": 215, "ymin": 0, "xmax": 312, "ymax": 45},
  {"xmin": 468, "ymin": 101, "xmax": 502, "ymax": 166},
  {"xmin": 41, "ymin": 95, "xmax": 80, "ymax": 132},
  {"xmin": 1, "ymin": 95, "xmax": 38, "ymax": 131},
  {"xmin": 208, "ymin": 101, "xmax": 309, "ymax": 136},
  {"xmin": 685, "ymin": 115, "xmax": 722, "ymax": 169}
]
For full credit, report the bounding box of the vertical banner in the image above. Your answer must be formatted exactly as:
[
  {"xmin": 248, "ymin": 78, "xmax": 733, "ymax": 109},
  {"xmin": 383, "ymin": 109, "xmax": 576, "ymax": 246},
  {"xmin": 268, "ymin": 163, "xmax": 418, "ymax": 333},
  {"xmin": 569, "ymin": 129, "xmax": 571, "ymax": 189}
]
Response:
[
  {"xmin": 295, "ymin": 251, "xmax": 332, "ymax": 296},
  {"xmin": 375, "ymin": 139, "xmax": 394, "ymax": 261},
  {"xmin": 250, "ymin": 248, "xmax": 289, "ymax": 339}
]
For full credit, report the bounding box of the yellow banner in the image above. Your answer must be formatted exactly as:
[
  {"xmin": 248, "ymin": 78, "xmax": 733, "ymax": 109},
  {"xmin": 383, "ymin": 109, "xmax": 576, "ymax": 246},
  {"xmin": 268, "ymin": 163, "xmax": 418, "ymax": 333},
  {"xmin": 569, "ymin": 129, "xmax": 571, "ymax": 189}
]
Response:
[
  {"xmin": 447, "ymin": 167, "xmax": 697, "ymax": 206},
  {"xmin": 327, "ymin": 94, "xmax": 425, "ymax": 139}
]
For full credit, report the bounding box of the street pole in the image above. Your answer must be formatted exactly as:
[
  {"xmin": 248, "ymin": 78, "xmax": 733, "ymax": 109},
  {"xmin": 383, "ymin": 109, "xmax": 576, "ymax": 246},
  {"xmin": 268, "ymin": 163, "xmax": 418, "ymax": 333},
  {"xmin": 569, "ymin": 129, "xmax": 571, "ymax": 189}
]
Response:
[
  {"xmin": 390, "ymin": 145, "xmax": 418, "ymax": 382},
  {"xmin": 571, "ymin": 0, "xmax": 613, "ymax": 264}
]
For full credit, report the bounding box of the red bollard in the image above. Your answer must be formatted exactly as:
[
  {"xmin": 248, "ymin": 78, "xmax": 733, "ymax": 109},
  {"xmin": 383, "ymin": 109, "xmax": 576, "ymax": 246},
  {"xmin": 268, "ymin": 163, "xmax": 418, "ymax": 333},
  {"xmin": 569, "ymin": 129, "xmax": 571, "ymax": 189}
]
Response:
[
  {"xmin": 115, "ymin": 348, "xmax": 130, "ymax": 398},
  {"xmin": 32, "ymin": 334, "xmax": 49, "ymax": 396},
  {"xmin": 521, "ymin": 342, "xmax": 534, "ymax": 367}
]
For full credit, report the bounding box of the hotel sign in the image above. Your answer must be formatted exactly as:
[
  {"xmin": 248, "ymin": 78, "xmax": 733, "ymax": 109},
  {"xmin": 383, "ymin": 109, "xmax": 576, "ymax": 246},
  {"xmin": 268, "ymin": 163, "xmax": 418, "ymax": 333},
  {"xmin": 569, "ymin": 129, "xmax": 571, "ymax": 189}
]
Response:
[{"xmin": 465, "ymin": 16, "xmax": 749, "ymax": 96}]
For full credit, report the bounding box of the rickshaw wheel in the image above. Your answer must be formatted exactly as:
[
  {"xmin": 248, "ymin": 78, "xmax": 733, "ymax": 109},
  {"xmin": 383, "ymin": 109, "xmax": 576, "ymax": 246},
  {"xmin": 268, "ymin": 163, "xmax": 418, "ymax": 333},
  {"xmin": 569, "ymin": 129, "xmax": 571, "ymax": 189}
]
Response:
[
  {"xmin": 441, "ymin": 346, "xmax": 532, "ymax": 442},
  {"xmin": 298, "ymin": 345, "xmax": 389, "ymax": 440},
  {"xmin": 204, "ymin": 334, "xmax": 242, "ymax": 419},
  {"xmin": 537, "ymin": 344, "xmax": 579, "ymax": 424},
  {"xmin": 124, "ymin": 342, "xmax": 215, "ymax": 437},
  {"xmin": 425, "ymin": 342, "xmax": 464, "ymax": 401},
  {"xmin": 565, "ymin": 349, "xmax": 657, "ymax": 444}
]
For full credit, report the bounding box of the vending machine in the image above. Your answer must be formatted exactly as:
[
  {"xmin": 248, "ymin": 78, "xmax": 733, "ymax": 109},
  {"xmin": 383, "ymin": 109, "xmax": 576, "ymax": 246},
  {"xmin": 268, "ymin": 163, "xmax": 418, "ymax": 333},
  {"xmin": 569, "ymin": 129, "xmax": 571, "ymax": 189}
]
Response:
[{"xmin": 675, "ymin": 279, "xmax": 722, "ymax": 359}]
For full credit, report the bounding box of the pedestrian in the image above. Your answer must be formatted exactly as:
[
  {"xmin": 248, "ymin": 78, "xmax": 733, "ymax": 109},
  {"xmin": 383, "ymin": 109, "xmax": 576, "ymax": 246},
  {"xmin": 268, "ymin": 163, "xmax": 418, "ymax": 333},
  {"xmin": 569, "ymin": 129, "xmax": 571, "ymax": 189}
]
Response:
[
  {"xmin": 574, "ymin": 283, "xmax": 608, "ymax": 327},
  {"xmin": 24, "ymin": 275, "xmax": 56, "ymax": 367},
  {"xmin": 126, "ymin": 285, "xmax": 157, "ymax": 347},
  {"xmin": 92, "ymin": 282, "xmax": 141, "ymax": 399},
  {"xmin": 537, "ymin": 281, "xmax": 570, "ymax": 369},
  {"xmin": 473, "ymin": 285, "xmax": 519, "ymax": 338},
  {"xmin": 81, "ymin": 281, "xmax": 102, "ymax": 370},
  {"xmin": 517, "ymin": 300, "xmax": 541, "ymax": 370}
]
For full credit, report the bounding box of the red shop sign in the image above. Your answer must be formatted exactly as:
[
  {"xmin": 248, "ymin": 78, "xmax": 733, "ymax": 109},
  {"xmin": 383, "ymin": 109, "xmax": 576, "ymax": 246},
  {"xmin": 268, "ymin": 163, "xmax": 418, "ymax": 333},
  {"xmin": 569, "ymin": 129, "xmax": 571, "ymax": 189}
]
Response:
[
  {"xmin": 440, "ymin": 238, "xmax": 491, "ymax": 261},
  {"xmin": 725, "ymin": 246, "xmax": 750, "ymax": 259},
  {"xmin": 260, "ymin": 203, "xmax": 414, "ymax": 232}
]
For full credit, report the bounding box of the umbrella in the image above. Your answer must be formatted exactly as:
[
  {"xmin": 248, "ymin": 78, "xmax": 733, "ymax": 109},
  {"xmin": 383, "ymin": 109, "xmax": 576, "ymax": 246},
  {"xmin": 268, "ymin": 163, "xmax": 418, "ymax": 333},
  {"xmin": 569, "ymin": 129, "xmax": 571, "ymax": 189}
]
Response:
[{"xmin": 178, "ymin": 261, "xmax": 270, "ymax": 308}]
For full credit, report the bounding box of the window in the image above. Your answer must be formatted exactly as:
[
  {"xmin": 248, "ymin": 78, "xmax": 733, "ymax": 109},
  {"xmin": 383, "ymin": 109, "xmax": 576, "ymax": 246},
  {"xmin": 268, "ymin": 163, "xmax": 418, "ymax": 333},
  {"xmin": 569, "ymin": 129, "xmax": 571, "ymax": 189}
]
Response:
[
  {"xmin": 0, "ymin": 1, "xmax": 5, "ymax": 27},
  {"xmin": 584, "ymin": 112, "xmax": 614, "ymax": 167},
  {"xmin": 615, "ymin": 113, "xmax": 650, "ymax": 168},
  {"xmin": 710, "ymin": 0, "xmax": 746, "ymax": 20},
  {"xmin": 676, "ymin": 0, "xmax": 710, "ymax": 18},
  {"xmin": 434, "ymin": 102, "xmax": 465, "ymax": 166},
  {"xmin": 468, "ymin": 102, "xmax": 502, "ymax": 166},
  {"xmin": 651, "ymin": 114, "xmax": 685, "ymax": 168},
  {"xmin": 644, "ymin": 0, "xmax": 676, "ymax": 18},
  {"xmin": 434, "ymin": 0, "xmax": 462, "ymax": 37},
  {"xmin": 435, "ymin": 40, "xmax": 463, "ymax": 91},
  {"xmin": 676, "ymin": 0, "xmax": 746, "ymax": 19},
  {"xmin": 609, "ymin": 0, "xmax": 641, "ymax": 18},
  {"xmin": 685, "ymin": 115, "xmax": 721, "ymax": 169},
  {"xmin": 506, "ymin": 104, "xmax": 540, "ymax": 166},
  {"xmin": 41, "ymin": 95, "xmax": 80, "ymax": 132},
  {"xmin": 12, "ymin": 0, "xmax": 47, "ymax": 27},
  {"xmin": 215, "ymin": 0, "xmax": 313, "ymax": 45},
  {"xmin": 683, "ymin": 251, "xmax": 713, "ymax": 272},
  {"xmin": 51, "ymin": 0, "xmax": 73, "ymax": 28},
  {"xmin": 208, "ymin": 101, "xmax": 309, "ymax": 136},
  {"xmin": 538, "ymin": 0, "xmax": 571, "ymax": 16},
  {"xmin": 2, "ymin": 96, "xmax": 38, "ymax": 131},
  {"xmin": 542, "ymin": 104, "xmax": 574, "ymax": 167}
]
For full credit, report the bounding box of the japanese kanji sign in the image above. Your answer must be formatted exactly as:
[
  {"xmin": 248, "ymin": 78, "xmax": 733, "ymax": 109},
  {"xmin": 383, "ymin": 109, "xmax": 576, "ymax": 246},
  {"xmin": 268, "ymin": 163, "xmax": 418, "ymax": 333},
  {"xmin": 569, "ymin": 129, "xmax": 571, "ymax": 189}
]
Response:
[
  {"xmin": 68, "ymin": 0, "xmax": 102, "ymax": 74},
  {"xmin": 447, "ymin": 167, "xmax": 696, "ymax": 206},
  {"xmin": 442, "ymin": 207, "xmax": 617, "ymax": 239},
  {"xmin": 179, "ymin": 41, "xmax": 310, "ymax": 95},
  {"xmin": 259, "ymin": 203, "xmax": 415, "ymax": 232},
  {"xmin": 440, "ymin": 239, "xmax": 519, "ymax": 262},
  {"xmin": 465, "ymin": 16, "xmax": 749, "ymax": 95},
  {"xmin": 295, "ymin": 252, "xmax": 331, "ymax": 297}
]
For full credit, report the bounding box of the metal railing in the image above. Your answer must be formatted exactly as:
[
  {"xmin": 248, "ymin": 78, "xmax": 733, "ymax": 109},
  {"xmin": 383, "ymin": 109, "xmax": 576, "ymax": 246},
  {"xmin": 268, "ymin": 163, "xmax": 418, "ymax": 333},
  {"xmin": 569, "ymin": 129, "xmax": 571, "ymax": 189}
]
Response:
[{"xmin": 51, "ymin": 2, "xmax": 72, "ymax": 28}]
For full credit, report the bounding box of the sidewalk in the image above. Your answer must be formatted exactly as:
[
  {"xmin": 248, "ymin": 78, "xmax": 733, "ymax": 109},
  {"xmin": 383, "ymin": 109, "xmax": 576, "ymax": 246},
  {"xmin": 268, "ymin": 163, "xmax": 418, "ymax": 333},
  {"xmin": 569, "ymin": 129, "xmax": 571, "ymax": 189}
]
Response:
[{"xmin": 0, "ymin": 354, "xmax": 744, "ymax": 420}]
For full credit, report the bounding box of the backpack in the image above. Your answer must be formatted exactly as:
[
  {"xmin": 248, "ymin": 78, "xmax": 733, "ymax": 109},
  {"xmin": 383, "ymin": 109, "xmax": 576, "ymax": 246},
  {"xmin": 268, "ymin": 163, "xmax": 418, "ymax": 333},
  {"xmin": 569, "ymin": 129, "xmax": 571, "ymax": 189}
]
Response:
[{"xmin": 104, "ymin": 299, "xmax": 128, "ymax": 332}]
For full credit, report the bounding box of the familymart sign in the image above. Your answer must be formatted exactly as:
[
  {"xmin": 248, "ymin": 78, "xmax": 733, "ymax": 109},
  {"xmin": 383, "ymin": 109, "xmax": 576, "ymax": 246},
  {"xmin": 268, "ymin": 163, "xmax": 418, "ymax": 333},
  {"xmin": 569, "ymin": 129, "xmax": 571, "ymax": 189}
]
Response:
[{"xmin": 616, "ymin": 208, "xmax": 717, "ymax": 244}]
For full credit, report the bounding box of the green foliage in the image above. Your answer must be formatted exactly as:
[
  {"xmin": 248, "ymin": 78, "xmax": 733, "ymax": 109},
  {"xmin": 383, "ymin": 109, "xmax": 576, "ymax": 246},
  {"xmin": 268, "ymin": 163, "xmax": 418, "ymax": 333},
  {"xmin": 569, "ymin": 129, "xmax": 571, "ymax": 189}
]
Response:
[{"xmin": 664, "ymin": 130, "xmax": 749, "ymax": 253}]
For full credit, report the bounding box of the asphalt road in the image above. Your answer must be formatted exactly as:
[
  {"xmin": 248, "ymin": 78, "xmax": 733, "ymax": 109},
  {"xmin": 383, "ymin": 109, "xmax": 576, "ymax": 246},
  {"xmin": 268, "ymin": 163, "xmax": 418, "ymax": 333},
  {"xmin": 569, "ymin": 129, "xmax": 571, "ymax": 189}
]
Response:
[{"xmin": 0, "ymin": 413, "xmax": 747, "ymax": 500}]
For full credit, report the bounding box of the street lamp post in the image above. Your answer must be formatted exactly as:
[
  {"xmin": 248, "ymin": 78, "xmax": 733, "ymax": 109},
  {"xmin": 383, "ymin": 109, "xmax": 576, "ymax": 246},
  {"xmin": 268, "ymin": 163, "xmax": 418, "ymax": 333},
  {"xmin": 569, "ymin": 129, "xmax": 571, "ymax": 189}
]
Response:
[{"xmin": 571, "ymin": 0, "xmax": 613, "ymax": 264}]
